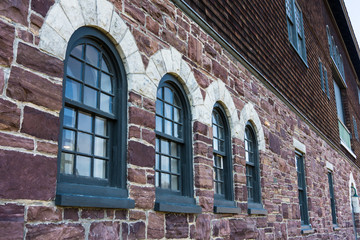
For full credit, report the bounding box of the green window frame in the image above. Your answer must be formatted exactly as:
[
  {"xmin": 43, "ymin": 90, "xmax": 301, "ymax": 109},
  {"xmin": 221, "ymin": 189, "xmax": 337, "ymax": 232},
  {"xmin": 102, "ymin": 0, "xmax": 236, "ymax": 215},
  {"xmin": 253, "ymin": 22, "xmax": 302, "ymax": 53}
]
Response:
[
  {"xmin": 353, "ymin": 116, "xmax": 359, "ymax": 141},
  {"xmin": 154, "ymin": 74, "xmax": 201, "ymax": 214},
  {"xmin": 327, "ymin": 25, "xmax": 346, "ymax": 82},
  {"xmin": 212, "ymin": 104, "xmax": 239, "ymax": 214},
  {"xmin": 286, "ymin": 0, "xmax": 307, "ymax": 63},
  {"xmin": 328, "ymin": 171, "xmax": 337, "ymax": 226},
  {"xmin": 319, "ymin": 59, "xmax": 330, "ymax": 98},
  {"xmin": 56, "ymin": 27, "xmax": 134, "ymax": 209},
  {"xmin": 296, "ymin": 152, "xmax": 310, "ymax": 227}
]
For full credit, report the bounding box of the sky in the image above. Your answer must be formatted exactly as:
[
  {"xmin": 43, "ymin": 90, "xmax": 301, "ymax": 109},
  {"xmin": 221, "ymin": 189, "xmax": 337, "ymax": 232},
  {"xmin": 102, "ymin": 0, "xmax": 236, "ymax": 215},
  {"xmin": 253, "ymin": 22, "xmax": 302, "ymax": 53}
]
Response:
[{"xmin": 344, "ymin": 0, "xmax": 360, "ymax": 47}]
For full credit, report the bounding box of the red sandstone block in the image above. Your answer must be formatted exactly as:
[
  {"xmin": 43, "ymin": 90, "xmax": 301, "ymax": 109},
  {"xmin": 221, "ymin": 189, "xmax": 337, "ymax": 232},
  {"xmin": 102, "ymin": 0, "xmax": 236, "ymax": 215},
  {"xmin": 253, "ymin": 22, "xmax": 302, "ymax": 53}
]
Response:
[
  {"xmin": 129, "ymin": 107, "xmax": 155, "ymax": 129},
  {"xmin": 0, "ymin": 21, "xmax": 15, "ymax": 67},
  {"xmin": 161, "ymin": 29, "xmax": 186, "ymax": 54},
  {"xmin": 26, "ymin": 223, "xmax": 85, "ymax": 240},
  {"xmin": 18, "ymin": 29, "xmax": 33, "ymax": 44},
  {"xmin": 125, "ymin": 4, "xmax": 145, "ymax": 25},
  {"xmin": 142, "ymin": 128, "xmax": 155, "ymax": 145},
  {"xmin": 194, "ymin": 142, "xmax": 209, "ymax": 156},
  {"xmin": 89, "ymin": 222, "xmax": 119, "ymax": 240},
  {"xmin": 16, "ymin": 42, "xmax": 63, "ymax": 78},
  {"xmin": 212, "ymin": 219, "xmax": 230, "ymax": 237},
  {"xmin": 188, "ymin": 35, "xmax": 202, "ymax": 65},
  {"xmin": 147, "ymin": 212, "xmax": 164, "ymax": 239},
  {"xmin": 193, "ymin": 121, "xmax": 208, "ymax": 135},
  {"xmin": 0, "ymin": 203, "xmax": 25, "ymax": 238},
  {"xmin": 194, "ymin": 69, "xmax": 210, "ymax": 89},
  {"xmin": 146, "ymin": 16, "xmax": 160, "ymax": 35},
  {"xmin": 27, "ymin": 206, "xmax": 62, "ymax": 222},
  {"xmin": 129, "ymin": 185, "xmax": 155, "ymax": 209},
  {"xmin": 0, "ymin": 99, "xmax": 20, "ymax": 131},
  {"xmin": 128, "ymin": 168, "xmax": 147, "ymax": 184},
  {"xmin": 0, "ymin": 150, "xmax": 56, "ymax": 200},
  {"xmin": 31, "ymin": 0, "xmax": 54, "ymax": 17},
  {"xmin": 195, "ymin": 164, "xmax": 213, "ymax": 189},
  {"xmin": 128, "ymin": 92, "xmax": 142, "ymax": 106},
  {"xmin": 36, "ymin": 141, "xmax": 58, "ymax": 155},
  {"xmin": 143, "ymin": 97, "xmax": 155, "ymax": 112},
  {"xmin": 212, "ymin": 60, "xmax": 228, "ymax": 83},
  {"xmin": 129, "ymin": 125, "xmax": 141, "ymax": 139},
  {"xmin": 21, "ymin": 106, "xmax": 59, "ymax": 141},
  {"xmin": 7, "ymin": 67, "xmax": 62, "ymax": 111},
  {"xmin": 196, "ymin": 190, "xmax": 214, "ymax": 212},
  {"xmin": 81, "ymin": 209, "xmax": 104, "ymax": 219},
  {"xmin": 63, "ymin": 208, "xmax": 79, "ymax": 221},
  {"xmin": 165, "ymin": 214, "xmax": 189, "ymax": 238},
  {"xmin": 0, "ymin": 132, "xmax": 34, "ymax": 150},
  {"xmin": 195, "ymin": 214, "xmax": 211, "ymax": 239},
  {"xmin": 129, "ymin": 210, "xmax": 146, "ymax": 220},
  {"xmin": 128, "ymin": 140, "xmax": 155, "ymax": 167},
  {"xmin": 122, "ymin": 221, "xmax": 145, "ymax": 239},
  {"xmin": 30, "ymin": 13, "xmax": 44, "ymax": 33},
  {"xmin": 0, "ymin": 0, "xmax": 28, "ymax": 25},
  {"xmin": 115, "ymin": 210, "xmax": 127, "ymax": 220}
]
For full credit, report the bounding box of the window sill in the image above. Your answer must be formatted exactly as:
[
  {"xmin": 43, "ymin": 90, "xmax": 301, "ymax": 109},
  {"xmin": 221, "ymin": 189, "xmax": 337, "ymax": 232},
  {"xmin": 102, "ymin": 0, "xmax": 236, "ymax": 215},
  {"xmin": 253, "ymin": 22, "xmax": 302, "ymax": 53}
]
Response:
[
  {"xmin": 248, "ymin": 202, "xmax": 267, "ymax": 215},
  {"xmin": 56, "ymin": 193, "xmax": 135, "ymax": 209},
  {"xmin": 301, "ymin": 225, "xmax": 314, "ymax": 234},
  {"xmin": 289, "ymin": 42, "xmax": 308, "ymax": 68},
  {"xmin": 340, "ymin": 140, "xmax": 357, "ymax": 159},
  {"xmin": 154, "ymin": 201, "xmax": 202, "ymax": 214},
  {"xmin": 333, "ymin": 225, "xmax": 340, "ymax": 231}
]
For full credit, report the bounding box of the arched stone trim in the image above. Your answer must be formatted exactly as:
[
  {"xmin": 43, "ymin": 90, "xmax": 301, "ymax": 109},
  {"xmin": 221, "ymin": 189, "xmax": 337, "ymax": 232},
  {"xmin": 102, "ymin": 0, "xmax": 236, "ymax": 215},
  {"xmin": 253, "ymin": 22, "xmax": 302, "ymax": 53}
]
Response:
[
  {"xmin": 239, "ymin": 103, "xmax": 265, "ymax": 151},
  {"xmin": 38, "ymin": 0, "xmax": 144, "ymax": 76},
  {"xmin": 203, "ymin": 80, "xmax": 239, "ymax": 138},
  {"xmin": 349, "ymin": 172, "xmax": 360, "ymax": 213},
  {"xmin": 140, "ymin": 47, "xmax": 205, "ymax": 122}
]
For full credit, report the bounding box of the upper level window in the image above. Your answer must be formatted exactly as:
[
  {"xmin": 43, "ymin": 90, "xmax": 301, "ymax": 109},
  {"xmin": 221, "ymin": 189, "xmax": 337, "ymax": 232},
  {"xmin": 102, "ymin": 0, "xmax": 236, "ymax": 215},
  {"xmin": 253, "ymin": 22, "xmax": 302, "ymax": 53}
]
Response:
[
  {"xmin": 212, "ymin": 104, "xmax": 239, "ymax": 214},
  {"xmin": 154, "ymin": 74, "xmax": 201, "ymax": 214},
  {"xmin": 327, "ymin": 26, "xmax": 346, "ymax": 82},
  {"xmin": 319, "ymin": 59, "xmax": 330, "ymax": 98},
  {"xmin": 334, "ymin": 80, "xmax": 351, "ymax": 150},
  {"xmin": 56, "ymin": 27, "xmax": 133, "ymax": 208},
  {"xmin": 245, "ymin": 123, "xmax": 266, "ymax": 215},
  {"xmin": 286, "ymin": 0, "xmax": 307, "ymax": 62},
  {"xmin": 353, "ymin": 116, "xmax": 359, "ymax": 141}
]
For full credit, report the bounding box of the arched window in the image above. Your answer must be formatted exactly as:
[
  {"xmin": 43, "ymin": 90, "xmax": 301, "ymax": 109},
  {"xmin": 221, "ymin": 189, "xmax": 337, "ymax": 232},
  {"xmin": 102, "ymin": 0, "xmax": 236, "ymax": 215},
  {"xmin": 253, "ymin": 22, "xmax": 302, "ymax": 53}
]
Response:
[
  {"xmin": 154, "ymin": 74, "xmax": 200, "ymax": 213},
  {"xmin": 212, "ymin": 104, "xmax": 239, "ymax": 214},
  {"xmin": 245, "ymin": 123, "xmax": 266, "ymax": 214},
  {"xmin": 56, "ymin": 27, "xmax": 133, "ymax": 209}
]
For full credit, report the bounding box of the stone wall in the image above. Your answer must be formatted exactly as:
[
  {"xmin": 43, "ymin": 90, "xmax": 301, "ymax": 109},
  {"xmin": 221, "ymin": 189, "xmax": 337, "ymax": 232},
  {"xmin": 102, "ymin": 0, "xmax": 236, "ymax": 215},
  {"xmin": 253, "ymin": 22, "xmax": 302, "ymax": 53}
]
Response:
[{"xmin": 0, "ymin": 0, "xmax": 359, "ymax": 239}]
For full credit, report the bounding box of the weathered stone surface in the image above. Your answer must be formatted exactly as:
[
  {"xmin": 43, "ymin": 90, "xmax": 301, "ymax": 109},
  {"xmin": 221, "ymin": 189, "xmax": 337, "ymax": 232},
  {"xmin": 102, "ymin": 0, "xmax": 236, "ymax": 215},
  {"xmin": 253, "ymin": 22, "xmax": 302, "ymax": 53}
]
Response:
[
  {"xmin": 0, "ymin": 203, "xmax": 24, "ymax": 239},
  {"xmin": 122, "ymin": 221, "xmax": 146, "ymax": 240},
  {"xmin": 129, "ymin": 185, "xmax": 155, "ymax": 209},
  {"xmin": 166, "ymin": 214, "xmax": 189, "ymax": 238},
  {"xmin": 142, "ymin": 128, "xmax": 155, "ymax": 145},
  {"xmin": 81, "ymin": 209, "xmax": 104, "ymax": 219},
  {"xmin": 129, "ymin": 210, "xmax": 146, "ymax": 221},
  {"xmin": 26, "ymin": 223, "xmax": 85, "ymax": 240},
  {"xmin": 0, "ymin": 132, "xmax": 34, "ymax": 150},
  {"xmin": 0, "ymin": 99, "xmax": 20, "ymax": 131},
  {"xmin": 89, "ymin": 222, "xmax": 119, "ymax": 240},
  {"xmin": 0, "ymin": 68, "xmax": 4, "ymax": 93},
  {"xmin": 128, "ymin": 141, "xmax": 155, "ymax": 167},
  {"xmin": 133, "ymin": 29, "xmax": 160, "ymax": 57},
  {"xmin": 269, "ymin": 132, "xmax": 281, "ymax": 155},
  {"xmin": 27, "ymin": 206, "xmax": 62, "ymax": 222},
  {"xmin": 129, "ymin": 107, "xmax": 155, "ymax": 129},
  {"xmin": 115, "ymin": 210, "xmax": 127, "ymax": 220},
  {"xmin": 0, "ymin": 150, "xmax": 56, "ymax": 200},
  {"xmin": 30, "ymin": 13, "xmax": 44, "ymax": 33},
  {"xmin": 21, "ymin": 107, "xmax": 59, "ymax": 141},
  {"xmin": 0, "ymin": 21, "xmax": 15, "ymax": 67},
  {"xmin": 0, "ymin": 0, "xmax": 29, "ymax": 25},
  {"xmin": 213, "ymin": 219, "xmax": 230, "ymax": 237},
  {"xmin": 148, "ymin": 212, "xmax": 164, "ymax": 239},
  {"xmin": 128, "ymin": 168, "xmax": 147, "ymax": 184},
  {"xmin": 195, "ymin": 214, "xmax": 211, "ymax": 240},
  {"xmin": 31, "ymin": 0, "xmax": 54, "ymax": 17},
  {"xmin": 229, "ymin": 219, "xmax": 259, "ymax": 240},
  {"xmin": 63, "ymin": 208, "xmax": 79, "ymax": 221},
  {"xmin": 36, "ymin": 141, "xmax": 58, "ymax": 155},
  {"xmin": 16, "ymin": 43, "xmax": 63, "ymax": 78},
  {"xmin": 188, "ymin": 36, "xmax": 202, "ymax": 65},
  {"xmin": 193, "ymin": 121, "xmax": 208, "ymax": 135},
  {"xmin": 195, "ymin": 165, "xmax": 213, "ymax": 189},
  {"xmin": 7, "ymin": 67, "xmax": 62, "ymax": 111}
]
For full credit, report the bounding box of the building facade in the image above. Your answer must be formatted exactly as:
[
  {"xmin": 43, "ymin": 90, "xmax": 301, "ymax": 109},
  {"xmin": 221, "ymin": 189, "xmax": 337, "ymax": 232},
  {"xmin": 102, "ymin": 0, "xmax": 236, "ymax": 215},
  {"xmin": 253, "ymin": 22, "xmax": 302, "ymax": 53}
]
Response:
[{"xmin": 0, "ymin": 0, "xmax": 360, "ymax": 239}]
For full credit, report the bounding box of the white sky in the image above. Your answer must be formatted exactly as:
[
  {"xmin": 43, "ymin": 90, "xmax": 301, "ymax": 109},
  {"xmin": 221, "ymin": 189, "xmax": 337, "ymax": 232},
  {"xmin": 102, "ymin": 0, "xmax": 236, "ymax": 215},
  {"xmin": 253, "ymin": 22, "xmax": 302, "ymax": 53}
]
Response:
[{"xmin": 344, "ymin": 0, "xmax": 360, "ymax": 47}]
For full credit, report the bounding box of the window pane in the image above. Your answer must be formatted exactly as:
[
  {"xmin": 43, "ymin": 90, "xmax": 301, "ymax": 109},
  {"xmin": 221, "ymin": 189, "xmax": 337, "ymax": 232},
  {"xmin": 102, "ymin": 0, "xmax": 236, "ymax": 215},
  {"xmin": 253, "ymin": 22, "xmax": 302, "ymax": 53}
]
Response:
[
  {"xmin": 94, "ymin": 158, "xmax": 106, "ymax": 179},
  {"xmin": 100, "ymin": 93, "xmax": 112, "ymax": 113},
  {"xmin": 71, "ymin": 45, "xmax": 83, "ymax": 59},
  {"xmin": 101, "ymin": 72, "xmax": 112, "ymax": 93},
  {"xmin": 161, "ymin": 156, "xmax": 170, "ymax": 171},
  {"xmin": 174, "ymin": 107, "xmax": 180, "ymax": 122},
  {"xmin": 63, "ymin": 107, "xmax": 76, "ymax": 128},
  {"xmin": 161, "ymin": 173, "xmax": 170, "ymax": 189},
  {"xmin": 165, "ymin": 120, "xmax": 172, "ymax": 135},
  {"xmin": 155, "ymin": 172, "xmax": 159, "ymax": 187},
  {"xmin": 156, "ymin": 116, "xmax": 162, "ymax": 132},
  {"xmin": 85, "ymin": 45, "xmax": 99, "ymax": 66},
  {"xmin": 156, "ymin": 101, "xmax": 163, "ymax": 115},
  {"xmin": 67, "ymin": 57, "xmax": 82, "ymax": 80},
  {"xmin": 171, "ymin": 175, "xmax": 179, "ymax": 191},
  {"xmin": 174, "ymin": 123, "xmax": 180, "ymax": 138},
  {"xmin": 77, "ymin": 132, "xmax": 92, "ymax": 154},
  {"xmin": 78, "ymin": 111, "xmax": 92, "ymax": 132},
  {"xmin": 164, "ymin": 87, "xmax": 173, "ymax": 103},
  {"xmin": 171, "ymin": 158, "xmax": 178, "ymax": 173},
  {"xmin": 95, "ymin": 117, "xmax": 107, "ymax": 136},
  {"xmin": 76, "ymin": 155, "xmax": 91, "ymax": 177},
  {"xmin": 164, "ymin": 103, "xmax": 172, "ymax": 119},
  {"xmin": 94, "ymin": 137, "xmax": 107, "ymax": 157},
  {"xmin": 62, "ymin": 129, "xmax": 75, "ymax": 151},
  {"xmin": 213, "ymin": 139, "xmax": 218, "ymax": 151},
  {"xmin": 101, "ymin": 57, "xmax": 109, "ymax": 72},
  {"xmin": 155, "ymin": 154, "xmax": 159, "ymax": 169},
  {"xmin": 65, "ymin": 79, "xmax": 81, "ymax": 102},
  {"xmin": 161, "ymin": 139, "xmax": 169, "ymax": 154},
  {"xmin": 84, "ymin": 65, "xmax": 99, "ymax": 87},
  {"xmin": 84, "ymin": 86, "xmax": 97, "ymax": 108},
  {"xmin": 61, "ymin": 153, "xmax": 74, "ymax": 174},
  {"xmin": 171, "ymin": 142, "xmax": 178, "ymax": 157}
]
